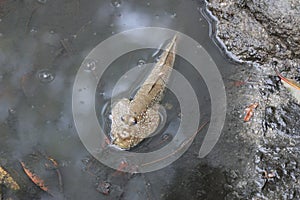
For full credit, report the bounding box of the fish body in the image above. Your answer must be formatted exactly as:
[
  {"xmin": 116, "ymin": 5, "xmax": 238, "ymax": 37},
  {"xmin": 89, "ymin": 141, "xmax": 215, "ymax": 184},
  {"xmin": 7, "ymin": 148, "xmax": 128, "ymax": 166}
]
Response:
[{"xmin": 111, "ymin": 35, "xmax": 177, "ymax": 149}]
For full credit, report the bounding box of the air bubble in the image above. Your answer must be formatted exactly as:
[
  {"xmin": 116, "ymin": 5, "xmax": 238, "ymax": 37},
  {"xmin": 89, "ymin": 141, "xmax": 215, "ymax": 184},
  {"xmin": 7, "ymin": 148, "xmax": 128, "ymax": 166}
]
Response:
[
  {"xmin": 111, "ymin": 0, "xmax": 121, "ymax": 8},
  {"xmin": 137, "ymin": 59, "xmax": 146, "ymax": 67},
  {"xmin": 8, "ymin": 108, "xmax": 16, "ymax": 114},
  {"xmin": 162, "ymin": 133, "xmax": 171, "ymax": 141},
  {"xmin": 37, "ymin": 69, "xmax": 55, "ymax": 83},
  {"xmin": 30, "ymin": 27, "xmax": 38, "ymax": 33},
  {"xmin": 83, "ymin": 59, "xmax": 97, "ymax": 72}
]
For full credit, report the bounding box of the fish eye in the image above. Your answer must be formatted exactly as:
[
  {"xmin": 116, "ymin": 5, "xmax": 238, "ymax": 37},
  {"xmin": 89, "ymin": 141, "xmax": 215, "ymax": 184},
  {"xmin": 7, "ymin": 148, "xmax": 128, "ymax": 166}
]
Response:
[
  {"xmin": 128, "ymin": 117, "xmax": 137, "ymax": 125},
  {"xmin": 121, "ymin": 115, "xmax": 137, "ymax": 125}
]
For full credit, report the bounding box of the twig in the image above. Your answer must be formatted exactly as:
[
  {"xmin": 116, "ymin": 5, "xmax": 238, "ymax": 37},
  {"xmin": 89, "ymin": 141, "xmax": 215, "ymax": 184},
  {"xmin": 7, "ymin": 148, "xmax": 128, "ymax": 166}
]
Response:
[
  {"xmin": 261, "ymin": 179, "xmax": 268, "ymax": 191},
  {"xmin": 55, "ymin": 168, "xmax": 63, "ymax": 193},
  {"xmin": 47, "ymin": 157, "xmax": 63, "ymax": 193},
  {"xmin": 25, "ymin": 6, "xmax": 39, "ymax": 33},
  {"xmin": 35, "ymin": 150, "xmax": 64, "ymax": 194},
  {"xmin": 60, "ymin": 39, "xmax": 72, "ymax": 55},
  {"xmin": 75, "ymin": 20, "xmax": 92, "ymax": 37}
]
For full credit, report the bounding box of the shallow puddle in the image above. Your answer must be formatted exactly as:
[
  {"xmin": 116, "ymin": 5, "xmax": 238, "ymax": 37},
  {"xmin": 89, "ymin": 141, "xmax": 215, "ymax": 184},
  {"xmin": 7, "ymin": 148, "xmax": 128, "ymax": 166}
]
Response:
[{"xmin": 0, "ymin": 0, "xmax": 239, "ymax": 199}]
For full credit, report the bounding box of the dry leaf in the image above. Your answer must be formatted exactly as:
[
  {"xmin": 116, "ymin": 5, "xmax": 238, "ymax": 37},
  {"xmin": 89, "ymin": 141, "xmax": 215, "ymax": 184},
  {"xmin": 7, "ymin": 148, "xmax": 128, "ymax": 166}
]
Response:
[
  {"xmin": 20, "ymin": 161, "xmax": 49, "ymax": 194},
  {"xmin": 244, "ymin": 103, "xmax": 259, "ymax": 122},
  {"xmin": 276, "ymin": 70, "xmax": 300, "ymax": 104},
  {"xmin": 20, "ymin": 151, "xmax": 64, "ymax": 197},
  {"xmin": 0, "ymin": 166, "xmax": 20, "ymax": 190}
]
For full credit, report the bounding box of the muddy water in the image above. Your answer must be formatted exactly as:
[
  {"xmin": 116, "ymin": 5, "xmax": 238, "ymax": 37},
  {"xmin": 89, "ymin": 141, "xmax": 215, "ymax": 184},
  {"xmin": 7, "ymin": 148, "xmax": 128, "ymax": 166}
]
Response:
[{"xmin": 0, "ymin": 0, "xmax": 240, "ymax": 199}]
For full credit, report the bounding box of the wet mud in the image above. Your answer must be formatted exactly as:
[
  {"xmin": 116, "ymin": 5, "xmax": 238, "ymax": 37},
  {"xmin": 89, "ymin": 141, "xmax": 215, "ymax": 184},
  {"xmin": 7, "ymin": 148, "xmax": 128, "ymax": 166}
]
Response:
[{"xmin": 206, "ymin": 0, "xmax": 300, "ymax": 199}]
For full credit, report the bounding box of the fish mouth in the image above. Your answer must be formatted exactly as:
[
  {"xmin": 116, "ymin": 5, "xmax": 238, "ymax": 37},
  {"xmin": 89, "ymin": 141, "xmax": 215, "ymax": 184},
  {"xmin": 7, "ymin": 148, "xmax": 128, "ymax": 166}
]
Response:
[{"xmin": 111, "ymin": 136, "xmax": 137, "ymax": 150}]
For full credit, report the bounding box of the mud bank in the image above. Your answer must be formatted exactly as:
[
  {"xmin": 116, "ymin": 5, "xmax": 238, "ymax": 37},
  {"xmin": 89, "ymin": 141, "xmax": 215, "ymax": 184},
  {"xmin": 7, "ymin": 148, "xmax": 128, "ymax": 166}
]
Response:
[{"xmin": 206, "ymin": 0, "xmax": 300, "ymax": 199}]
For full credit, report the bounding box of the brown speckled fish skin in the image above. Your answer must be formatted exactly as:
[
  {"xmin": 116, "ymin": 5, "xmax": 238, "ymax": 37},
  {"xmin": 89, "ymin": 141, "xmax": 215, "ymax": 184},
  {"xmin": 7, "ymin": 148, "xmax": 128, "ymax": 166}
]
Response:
[
  {"xmin": 129, "ymin": 35, "xmax": 177, "ymax": 119},
  {"xmin": 111, "ymin": 35, "xmax": 177, "ymax": 149}
]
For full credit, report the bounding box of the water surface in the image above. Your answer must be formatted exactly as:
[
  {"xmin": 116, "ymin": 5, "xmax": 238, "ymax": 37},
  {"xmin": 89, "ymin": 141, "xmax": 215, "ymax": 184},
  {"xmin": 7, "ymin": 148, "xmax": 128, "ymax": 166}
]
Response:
[{"xmin": 0, "ymin": 0, "xmax": 237, "ymax": 199}]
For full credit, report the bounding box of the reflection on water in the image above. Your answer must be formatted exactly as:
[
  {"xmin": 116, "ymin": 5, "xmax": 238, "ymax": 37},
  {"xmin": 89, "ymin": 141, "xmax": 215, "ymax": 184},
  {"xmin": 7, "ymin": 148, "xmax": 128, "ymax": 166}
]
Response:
[{"xmin": 0, "ymin": 0, "xmax": 235, "ymax": 199}]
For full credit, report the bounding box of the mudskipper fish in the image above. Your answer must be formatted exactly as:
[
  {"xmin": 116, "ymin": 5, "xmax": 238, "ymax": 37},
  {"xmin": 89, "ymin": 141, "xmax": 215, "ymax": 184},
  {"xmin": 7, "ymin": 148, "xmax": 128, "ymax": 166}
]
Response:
[{"xmin": 111, "ymin": 35, "xmax": 177, "ymax": 149}]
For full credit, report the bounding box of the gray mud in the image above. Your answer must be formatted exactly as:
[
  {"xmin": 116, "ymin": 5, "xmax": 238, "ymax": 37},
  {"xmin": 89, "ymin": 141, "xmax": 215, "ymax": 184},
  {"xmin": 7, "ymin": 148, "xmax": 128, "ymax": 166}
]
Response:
[{"xmin": 206, "ymin": 0, "xmax": 300, "ymax": 199}]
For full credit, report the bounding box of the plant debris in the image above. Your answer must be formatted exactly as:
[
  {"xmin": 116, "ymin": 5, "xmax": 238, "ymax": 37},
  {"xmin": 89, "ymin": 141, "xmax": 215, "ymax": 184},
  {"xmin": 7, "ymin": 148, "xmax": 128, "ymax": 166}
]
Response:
[
  {"xmin": 47, "ymin": 156, "xmax": 63, "ymax": 193},
  {"xmin": 20, "ymin": 161, "xmax": 50, "ymax": 194},
  {"xmin": 244, "ymin": 103, "xmax": 258, "ymax": 122},
  {"xmin": 19, "ymin": 150, "xmax": 64, "ymax": 197},
  {"xmin": 276, "ymin": 69, "xmax": 300, "ymax": 104}
]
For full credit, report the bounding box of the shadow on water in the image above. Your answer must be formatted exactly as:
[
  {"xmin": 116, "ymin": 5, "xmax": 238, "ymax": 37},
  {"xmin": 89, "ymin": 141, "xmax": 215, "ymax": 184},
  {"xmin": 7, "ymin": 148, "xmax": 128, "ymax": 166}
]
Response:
[{"xmin": 0, "ymin": 0, "xmax": 243, "ymax": 199}]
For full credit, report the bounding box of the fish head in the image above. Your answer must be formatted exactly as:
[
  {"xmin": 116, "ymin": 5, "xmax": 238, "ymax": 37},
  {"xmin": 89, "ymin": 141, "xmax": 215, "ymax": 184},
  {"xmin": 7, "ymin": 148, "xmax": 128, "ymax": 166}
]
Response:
[
  {"xmin": 110, "ymin": 99, "xmax": 141, "ymax": 149},
  {"xmin": 112, "ymin": 126, "xmax": 140, "ymax": 149},
  {"xmin": 110, "ymin": 99, "xmax": 160, "ymax": 149},
  {"xmin": 121, "ymin": 114, "xmax": 137, "ymax": 126}
]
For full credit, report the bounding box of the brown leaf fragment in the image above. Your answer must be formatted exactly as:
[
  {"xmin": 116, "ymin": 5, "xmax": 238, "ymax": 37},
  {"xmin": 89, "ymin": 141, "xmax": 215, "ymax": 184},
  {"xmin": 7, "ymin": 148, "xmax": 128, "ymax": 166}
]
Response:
[
  {"xmin": 244, "ymin": 103, "xmax": 259, "ymax": 122},
  {"xmin": 275, "ymin": 69, "xmax": 300, "ymax": 103},
  {"xmin": 276, "ymin": 69, "xmax": 300, "ymax": 90},
  {"xmin": 20, "ymin": 161, "xmax": 50, "ymax": 194}
]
